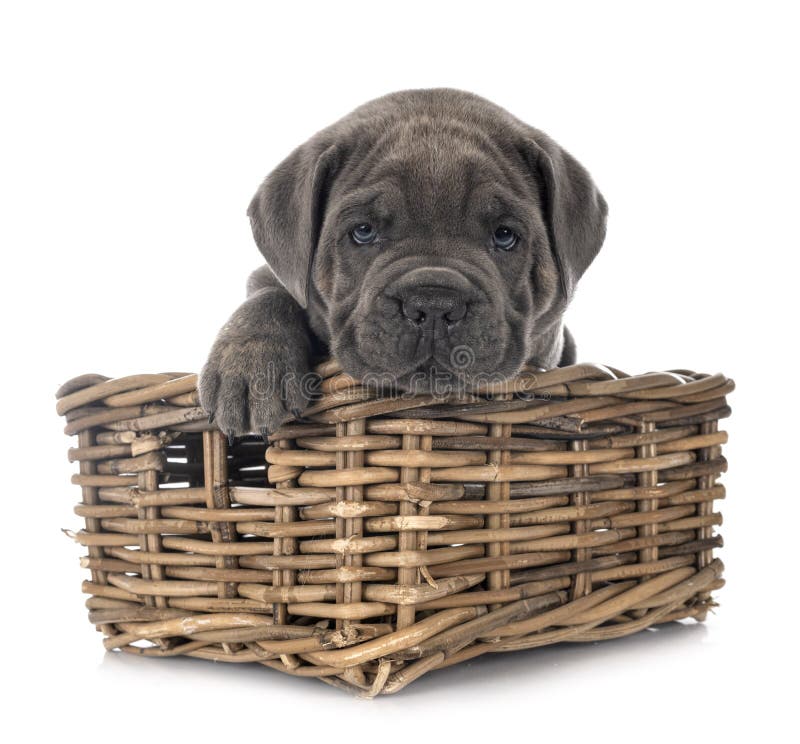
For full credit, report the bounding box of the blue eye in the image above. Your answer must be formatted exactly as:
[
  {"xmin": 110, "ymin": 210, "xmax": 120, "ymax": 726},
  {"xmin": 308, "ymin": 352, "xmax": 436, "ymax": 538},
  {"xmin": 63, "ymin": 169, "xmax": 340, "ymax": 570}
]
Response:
[
  {"xmin": 350, "ymin": 223, "xmax": 378, "ymax": 245},
  {"xmin": 492, "ymin": 226, "xmax": 518, "ymax": 251}
]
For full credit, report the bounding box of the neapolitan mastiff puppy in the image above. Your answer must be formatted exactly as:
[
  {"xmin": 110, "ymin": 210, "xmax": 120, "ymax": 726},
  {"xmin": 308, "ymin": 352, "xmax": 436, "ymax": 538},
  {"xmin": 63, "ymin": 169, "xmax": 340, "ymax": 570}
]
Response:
[{"xmin": 199, "ymin": 88, "xmax": 608, "ymax": 438}]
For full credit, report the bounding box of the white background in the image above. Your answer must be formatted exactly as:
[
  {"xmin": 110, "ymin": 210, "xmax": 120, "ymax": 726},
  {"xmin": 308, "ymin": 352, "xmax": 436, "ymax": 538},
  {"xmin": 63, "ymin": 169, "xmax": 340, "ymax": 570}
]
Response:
[{"xmin": 2, "ymin": 1, "xmax": 797, "ymax": 741}]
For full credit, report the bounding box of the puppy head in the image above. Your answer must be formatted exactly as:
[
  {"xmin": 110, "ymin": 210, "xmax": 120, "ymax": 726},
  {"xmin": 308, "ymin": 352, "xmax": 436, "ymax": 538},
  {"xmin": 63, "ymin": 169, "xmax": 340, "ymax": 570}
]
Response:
[{"xmin": 248, "ymin": 89, "xmax": 607, "ymax": 391}]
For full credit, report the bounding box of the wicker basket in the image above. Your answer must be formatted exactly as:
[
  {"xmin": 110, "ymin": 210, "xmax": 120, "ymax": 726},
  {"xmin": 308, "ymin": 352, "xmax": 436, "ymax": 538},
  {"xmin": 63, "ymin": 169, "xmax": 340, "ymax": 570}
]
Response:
[{"xmin": 57, "ymin": 360, "xmax": 732, "ymax": 696}]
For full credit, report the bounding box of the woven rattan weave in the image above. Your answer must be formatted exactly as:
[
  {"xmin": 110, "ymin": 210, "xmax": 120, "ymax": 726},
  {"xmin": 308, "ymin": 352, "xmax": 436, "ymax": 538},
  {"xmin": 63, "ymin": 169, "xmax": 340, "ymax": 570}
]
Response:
[{"xmin": 57, "ymin": 360, "xmax": 731, "ymax": 695}]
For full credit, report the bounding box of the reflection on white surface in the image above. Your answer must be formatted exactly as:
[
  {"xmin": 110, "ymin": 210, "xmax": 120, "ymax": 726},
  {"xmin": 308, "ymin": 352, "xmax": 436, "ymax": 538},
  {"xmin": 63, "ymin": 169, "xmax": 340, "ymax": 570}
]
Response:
[{"xmin": 98, "ymin": 618, "xmax": 710, "ymax": 698}]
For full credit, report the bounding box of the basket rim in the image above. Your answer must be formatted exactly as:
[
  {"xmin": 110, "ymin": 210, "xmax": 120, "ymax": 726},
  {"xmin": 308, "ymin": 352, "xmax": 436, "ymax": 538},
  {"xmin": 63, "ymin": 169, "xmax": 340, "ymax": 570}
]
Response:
[{"xmin": 55, "ymin": 361, "xmax": 734, "ymax": 437}]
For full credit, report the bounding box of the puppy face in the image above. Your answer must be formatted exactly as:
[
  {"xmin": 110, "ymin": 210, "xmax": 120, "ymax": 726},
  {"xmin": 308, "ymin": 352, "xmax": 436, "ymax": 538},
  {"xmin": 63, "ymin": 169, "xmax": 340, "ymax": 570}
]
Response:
[
  {"xmin": 248, "ymin": 89, "xmax": 607, "ymax": 391},
  {"xmin": 315, "ymin": 130, "xmax": 555, "ymax": 390}
]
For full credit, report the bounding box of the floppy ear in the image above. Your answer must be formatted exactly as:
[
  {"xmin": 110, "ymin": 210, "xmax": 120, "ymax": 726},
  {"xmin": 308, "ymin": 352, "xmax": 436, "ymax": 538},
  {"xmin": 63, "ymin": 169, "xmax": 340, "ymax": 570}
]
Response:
[
  {"xmin": 522, "ymin": 132, "xmax": 608, "ymax": 298},
  {"xmin": 247, "ymin": 140, "xmax": 339, "ymax": 308}
]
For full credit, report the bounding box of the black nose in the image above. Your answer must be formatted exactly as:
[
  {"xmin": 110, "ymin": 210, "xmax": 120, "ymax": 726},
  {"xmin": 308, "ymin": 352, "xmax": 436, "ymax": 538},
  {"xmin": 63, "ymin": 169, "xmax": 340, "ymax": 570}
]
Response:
[{"xmin": 397, "ymin": 286, "xmax": 468, "ymax": 328}]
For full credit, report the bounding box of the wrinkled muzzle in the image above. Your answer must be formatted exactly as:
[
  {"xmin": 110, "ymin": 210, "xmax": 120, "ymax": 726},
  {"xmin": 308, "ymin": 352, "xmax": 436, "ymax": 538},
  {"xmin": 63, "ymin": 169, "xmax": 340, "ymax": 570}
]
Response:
[{"xmin": 332, "ymin": 261, "xmax": 529, "ymax": 394}]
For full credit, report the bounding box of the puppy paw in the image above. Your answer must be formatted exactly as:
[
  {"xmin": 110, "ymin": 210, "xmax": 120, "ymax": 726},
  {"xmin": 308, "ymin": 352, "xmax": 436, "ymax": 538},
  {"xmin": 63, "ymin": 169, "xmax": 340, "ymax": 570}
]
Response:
[{"xmin": 199, "ymin": 333, "xmax": 315, "ymax": 438}]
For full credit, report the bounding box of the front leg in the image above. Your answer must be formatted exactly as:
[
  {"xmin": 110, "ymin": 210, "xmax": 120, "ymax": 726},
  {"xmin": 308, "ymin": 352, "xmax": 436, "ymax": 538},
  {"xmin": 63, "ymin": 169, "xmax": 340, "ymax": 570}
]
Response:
[
  {"xmin": 199, "ymin": 269, "xmax": 316, "ymax": 437},
  {"xmin": 558, "ymin": 325, "xmax": 577, "ymax": 367}
]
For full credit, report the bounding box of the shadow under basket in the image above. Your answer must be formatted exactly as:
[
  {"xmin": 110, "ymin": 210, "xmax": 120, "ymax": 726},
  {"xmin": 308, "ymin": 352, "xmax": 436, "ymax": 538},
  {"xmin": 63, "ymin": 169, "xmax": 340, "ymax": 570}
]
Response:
[{"xmin": 57, "ymin": 360, "xmax": 732, "ymax": 696}]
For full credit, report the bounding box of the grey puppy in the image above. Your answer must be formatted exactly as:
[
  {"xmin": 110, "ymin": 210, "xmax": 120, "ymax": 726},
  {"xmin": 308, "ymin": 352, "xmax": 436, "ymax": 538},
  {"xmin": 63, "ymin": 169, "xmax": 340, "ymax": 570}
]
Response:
[{"xmin": 199, "ymin": 88, "xmax": 607, "ymax": 437}]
